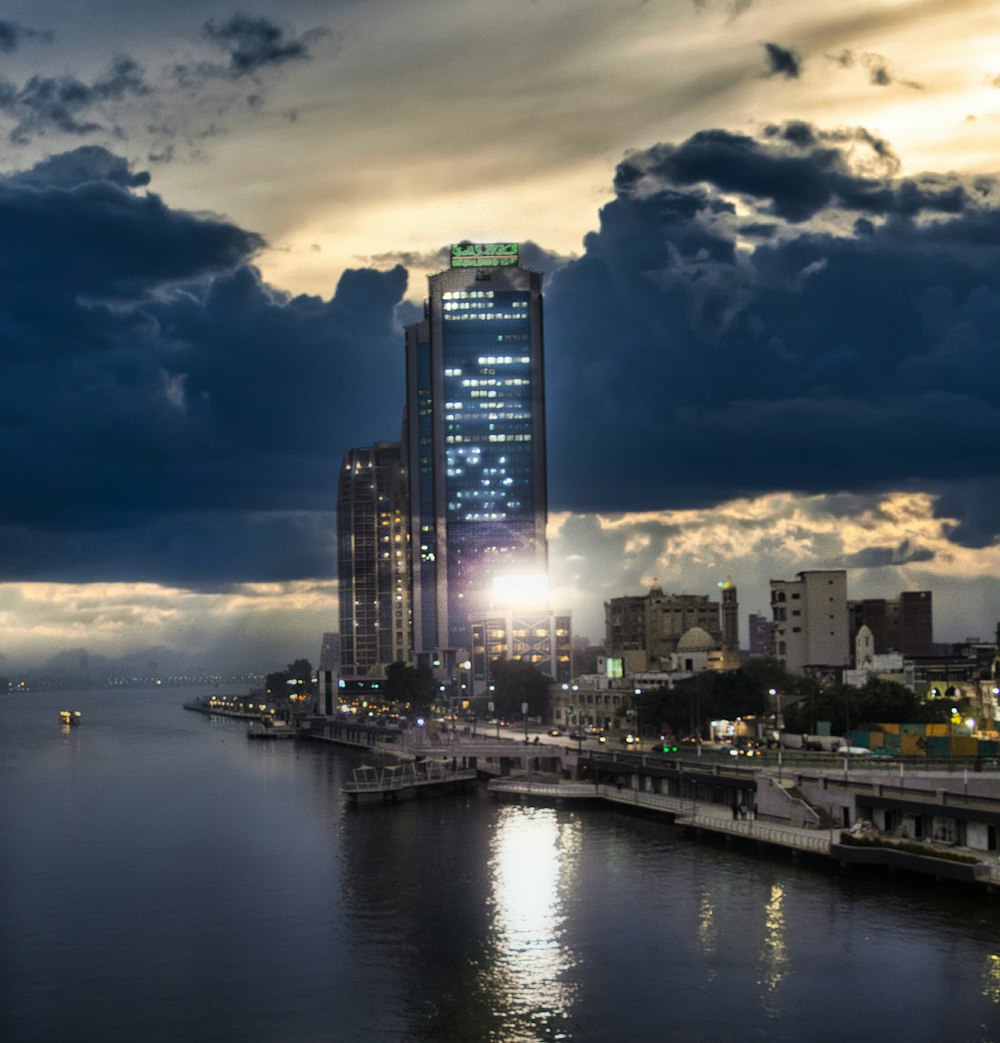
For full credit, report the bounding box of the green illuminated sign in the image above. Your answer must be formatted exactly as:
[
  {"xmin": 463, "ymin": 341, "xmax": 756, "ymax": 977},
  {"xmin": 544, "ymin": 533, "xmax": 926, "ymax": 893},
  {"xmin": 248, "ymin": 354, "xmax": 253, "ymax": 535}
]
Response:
[{"xmin": 451, "ymin": 242, "xmax": 519, "ymax": 268}]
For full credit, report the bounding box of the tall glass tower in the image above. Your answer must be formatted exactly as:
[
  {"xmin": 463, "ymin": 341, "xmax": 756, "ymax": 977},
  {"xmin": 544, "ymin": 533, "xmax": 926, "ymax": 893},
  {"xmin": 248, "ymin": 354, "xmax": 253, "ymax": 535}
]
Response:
[
  {"xmin": 405, "ymin": 244, "xmax": 548, "ymax": 653},
  {"xmin": 337, "ymin": 442, "xmax": 411, "ymax": 676}
]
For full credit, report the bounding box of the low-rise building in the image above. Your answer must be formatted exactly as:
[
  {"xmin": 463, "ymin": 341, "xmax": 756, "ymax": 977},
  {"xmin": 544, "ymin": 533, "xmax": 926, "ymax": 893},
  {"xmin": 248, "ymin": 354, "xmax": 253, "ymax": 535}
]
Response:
[{"xmin": 605, "ymin": 581, "xmax": 739, "ymax": 673}]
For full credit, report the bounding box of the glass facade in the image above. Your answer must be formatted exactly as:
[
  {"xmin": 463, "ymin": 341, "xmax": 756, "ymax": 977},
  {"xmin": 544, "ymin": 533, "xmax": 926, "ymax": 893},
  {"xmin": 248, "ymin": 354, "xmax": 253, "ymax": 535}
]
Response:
[
  {"xmin": 441, "ymin": 287, "xmax": 539, "ymax": 647},
  {"xmin": 337, "ymin": 444, "xmax": 410, "ymax": 676},
  {"xmin": 405, "ymin": 263, "xmax": 548, "ymax": 653}
]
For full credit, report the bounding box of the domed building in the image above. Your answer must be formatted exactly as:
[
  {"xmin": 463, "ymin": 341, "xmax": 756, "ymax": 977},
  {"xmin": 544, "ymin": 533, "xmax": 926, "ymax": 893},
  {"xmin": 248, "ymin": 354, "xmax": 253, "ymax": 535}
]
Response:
[
  {"xmin": 604, "ymin": 580, "xmax": 740, "ymax": 674},
  {"xmin": 671, "ymin": 625, "xmax": 726, "ymax": 673}
]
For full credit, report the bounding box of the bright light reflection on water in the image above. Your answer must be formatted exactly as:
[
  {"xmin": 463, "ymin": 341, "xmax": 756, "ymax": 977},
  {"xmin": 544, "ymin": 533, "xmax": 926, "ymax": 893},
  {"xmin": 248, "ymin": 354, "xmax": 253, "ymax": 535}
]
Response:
[
  {"xmin": 483, "ymin": 805, "xmax": 579, "ymax": 1041},
  {"xmin": 758, "ymin": 882, "xmax": 787, "ymax": 1017},
  {"xmin": 697, "ymin": 887, "xmax": 717, "ymax": 972},
  {"xmin": 984, "ymin": 953, "xmax": 1000, "ymax": 1004}
]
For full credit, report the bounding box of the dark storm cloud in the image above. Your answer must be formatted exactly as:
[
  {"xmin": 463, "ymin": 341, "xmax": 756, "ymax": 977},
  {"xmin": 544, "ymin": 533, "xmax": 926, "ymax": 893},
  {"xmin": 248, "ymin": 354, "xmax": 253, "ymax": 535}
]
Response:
[
  {"xmin": 0, "ymin": 15, "xmax": 332, "ymax": 153},
  {"xmin": 843, "ymin": 542, "xmax": 935, "ymax": 568},
  {"xmin": 543, "ymin": 122, "xmax": 1000, "ymax": 546},
  {"xmin": 9, "ymin": 145, "xmax": 151, "ymax": 189},
  {"xmin": 763, "ymin": 42, "xmax": 801, "ymax": 78},
  {"xmin": 199, "ymin": 13, "xmax": 328, "ymax": 79},
  {"xmin": 0, "ymin": 56, "xmax": 148, "ymax": 143},
  {"xmin": 0, "ymin": 147, "xmax": 407, "ymax": 586},
  {"xmin": 0, "ymin": 20, "xmax": 52, "ymax": 51},
  {"xmin": 618, "ymin": 126, "xmax": 967, "ymax": 223},
  {"xmin": 831, "ymin": 50, "xmax": 923, "ymax": 90}
]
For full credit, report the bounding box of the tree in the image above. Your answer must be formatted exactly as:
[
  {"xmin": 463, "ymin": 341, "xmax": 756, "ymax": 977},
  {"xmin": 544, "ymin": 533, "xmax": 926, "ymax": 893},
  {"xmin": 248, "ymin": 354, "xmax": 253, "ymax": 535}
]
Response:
[
  {"xmin": 489, "ymin": 659, "xmax": 551, "ymax": 721},
  {"xmin": 266, "ymin": 658, "xmax": 314, "ymax": 697},
  {"xmin": 286, "ymin": 658, "xmax": 314, "ymax": 695},
  {"xmin": 265, "ymin": 670, "xmax": 288, "ymax": 697},
  {"xmin": 780, "ymin": 678, "xmax": 954, "ymax": 735},
  {"xmin": 643, "ymin": 669, "xmax": 772, "ymax": 739},
  {"xmin": 383, "ymin": 661, "xmax": 437, "ymax": 707}
]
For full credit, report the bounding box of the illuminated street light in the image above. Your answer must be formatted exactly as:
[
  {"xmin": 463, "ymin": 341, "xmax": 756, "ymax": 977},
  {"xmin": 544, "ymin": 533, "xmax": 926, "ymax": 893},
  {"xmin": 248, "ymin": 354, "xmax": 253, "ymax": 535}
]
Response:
[{"xmin": 770, "ymin": 688, "xmax": 783, "ymax": 782}]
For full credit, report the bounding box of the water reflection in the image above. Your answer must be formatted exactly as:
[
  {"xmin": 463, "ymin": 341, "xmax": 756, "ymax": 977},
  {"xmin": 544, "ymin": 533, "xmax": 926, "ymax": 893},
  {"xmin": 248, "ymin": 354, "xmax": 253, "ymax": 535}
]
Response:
[
  {"xmin": 483, "ymin": 805, "xmax": 579, "ymax": 1041},
  {"xmin": 758, "ymin": 882, "xmax": 787, "ymax": 1015},
  {"xmin": 696, "ymin": 888, "xmax": 717, "ymax": 972},
  {"xmin": 983, "ymin": 953, "xmax": 1000, "ymax": 1004}
]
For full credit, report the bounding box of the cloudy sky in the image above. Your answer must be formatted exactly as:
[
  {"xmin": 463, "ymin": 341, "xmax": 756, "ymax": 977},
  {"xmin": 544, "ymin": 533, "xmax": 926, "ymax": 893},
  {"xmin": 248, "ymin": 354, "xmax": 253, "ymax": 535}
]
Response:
[{"xmin": 1, "ymin": 0, "xmax": 999, "ymax": 675}]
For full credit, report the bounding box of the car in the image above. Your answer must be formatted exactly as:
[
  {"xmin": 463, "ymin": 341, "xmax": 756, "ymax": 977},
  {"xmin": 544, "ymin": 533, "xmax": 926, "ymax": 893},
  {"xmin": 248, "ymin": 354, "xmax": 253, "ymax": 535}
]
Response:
[
  {"xmin": 729, "ymin": 743, "xmax": 762, "ymax": 757},
  {"xmin": 568, "ymin": 731, "xmax": 587, "ymax": 741},
  {"xmin": 548, "ymin": 728, "xmax": 563, "ymax": 737}
]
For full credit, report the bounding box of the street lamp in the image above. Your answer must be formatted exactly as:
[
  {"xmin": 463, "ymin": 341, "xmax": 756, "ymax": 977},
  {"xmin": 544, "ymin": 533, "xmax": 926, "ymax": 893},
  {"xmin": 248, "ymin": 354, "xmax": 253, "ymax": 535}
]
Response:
[
  {"xmin": 769, "ymin": 688, "xmax": 783, "ymax": 782},
  {"xmin": 489, "ymin": 686, "xmax": 499, "ymax": 740},
  {"xmin": 843, "ymin": 685, "xmax": 851, "ymax": 780}
]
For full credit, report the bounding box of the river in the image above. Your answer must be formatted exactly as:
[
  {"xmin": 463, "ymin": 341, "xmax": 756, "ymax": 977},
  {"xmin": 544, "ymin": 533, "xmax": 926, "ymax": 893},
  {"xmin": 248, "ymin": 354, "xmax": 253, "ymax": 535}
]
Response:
[{"xmin": 2, "ymin": 686, "xmax": 999, "ymax": 1042}]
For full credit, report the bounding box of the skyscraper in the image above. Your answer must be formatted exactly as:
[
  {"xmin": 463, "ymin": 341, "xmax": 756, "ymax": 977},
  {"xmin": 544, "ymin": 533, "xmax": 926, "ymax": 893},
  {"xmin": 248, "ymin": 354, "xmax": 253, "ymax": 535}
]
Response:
[
  {"xmin": 404, "ymin": 243, "xmax": 549, "ymax": 655},
  {"xmin": 336, "ymin": 442, "xmax": 410, "ymax": 677}
]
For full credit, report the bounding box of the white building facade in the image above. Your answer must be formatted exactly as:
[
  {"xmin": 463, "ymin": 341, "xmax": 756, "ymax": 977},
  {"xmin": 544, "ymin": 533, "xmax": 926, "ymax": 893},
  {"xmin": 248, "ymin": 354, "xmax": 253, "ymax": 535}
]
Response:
[{"xmin": 770, "ymin": 570, "xmax": 850, "ymax": 676}]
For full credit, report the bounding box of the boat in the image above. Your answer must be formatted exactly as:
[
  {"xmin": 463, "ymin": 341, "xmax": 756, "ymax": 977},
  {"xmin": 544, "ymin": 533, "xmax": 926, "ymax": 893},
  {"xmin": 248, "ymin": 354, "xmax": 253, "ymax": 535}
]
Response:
[{"xmin": 59, "ymin": 710, "xmax": 82, "ymax": 726}]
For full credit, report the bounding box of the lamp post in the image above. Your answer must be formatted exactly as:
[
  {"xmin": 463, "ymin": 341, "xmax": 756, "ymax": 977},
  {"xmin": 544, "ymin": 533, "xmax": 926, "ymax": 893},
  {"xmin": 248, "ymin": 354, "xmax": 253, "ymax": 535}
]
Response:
[
  {"xmin": 843, "ymin": 686, "xmax": 851, "ymax": 781},
  {"xmin": 634, "ymin": 688, "xmax": 642, "ymax": 748},
  {"xmin": 770, "ymin": 688, "xmax": 783, "ymax": 783},
  {"xmin": 489, "ymin": 686, "xmax": 499, "ymax": 740},
  {"xmin": 694, "ymin": 687, "xmax": 702, "ymax": 759},
  {"xmin": 950, "ymin": 705, "xmax": 958, "ymax": 769}
]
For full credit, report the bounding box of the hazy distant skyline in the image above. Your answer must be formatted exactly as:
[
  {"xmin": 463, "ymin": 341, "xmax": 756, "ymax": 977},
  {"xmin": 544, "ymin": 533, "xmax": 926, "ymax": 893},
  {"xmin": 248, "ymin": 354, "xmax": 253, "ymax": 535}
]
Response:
[{"xmin": 1, "ymin": 0, "xmax": 999, "ymax": 672}]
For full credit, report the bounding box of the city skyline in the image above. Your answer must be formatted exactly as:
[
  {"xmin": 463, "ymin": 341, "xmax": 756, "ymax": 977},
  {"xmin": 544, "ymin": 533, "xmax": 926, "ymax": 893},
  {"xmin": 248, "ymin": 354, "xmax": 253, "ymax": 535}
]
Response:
[{"xmin": 1, "ymin": 1, "xmax": 999, "ymax": 671}]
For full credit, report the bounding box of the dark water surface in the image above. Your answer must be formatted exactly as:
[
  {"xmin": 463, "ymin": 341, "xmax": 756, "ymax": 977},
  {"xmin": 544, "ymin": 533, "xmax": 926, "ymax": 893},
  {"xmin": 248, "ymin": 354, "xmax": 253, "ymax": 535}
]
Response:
[{"xmin": 2, "ymin": 687, "xmax": 999, "ymax": 1043}]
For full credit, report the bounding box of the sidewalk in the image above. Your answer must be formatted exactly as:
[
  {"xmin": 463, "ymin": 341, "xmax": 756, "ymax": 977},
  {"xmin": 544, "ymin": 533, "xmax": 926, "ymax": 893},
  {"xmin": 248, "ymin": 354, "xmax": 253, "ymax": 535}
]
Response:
[{"xmin": 488, "ymin": 777, "xmax": 834, "ymax": 855}]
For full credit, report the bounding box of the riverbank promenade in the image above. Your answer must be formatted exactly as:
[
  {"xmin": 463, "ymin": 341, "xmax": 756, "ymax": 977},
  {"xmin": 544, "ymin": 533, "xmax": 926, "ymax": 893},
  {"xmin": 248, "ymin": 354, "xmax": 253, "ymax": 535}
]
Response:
[
  {"xmin": 489, "ymin": 777, "xmax": 833, "ymax": 854},
  {"xmin": 488, "ymin": 775, "xmax": 1000, "ymax": 890},
  {"xmin": 299, "ymin": 716, "xmax": 1000, "ymax": 890}
]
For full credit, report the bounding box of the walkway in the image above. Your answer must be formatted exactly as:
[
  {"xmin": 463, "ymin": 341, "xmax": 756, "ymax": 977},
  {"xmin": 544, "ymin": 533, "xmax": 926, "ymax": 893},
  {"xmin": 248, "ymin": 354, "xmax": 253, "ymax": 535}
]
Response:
[
  {"xmin": 488, "ymin": 777, "xmax": 1000, "ymax": 885},
  {"xmin": 488, "ymin": 778, "xmax": 833, "ymax": 855},
  {"xmin": 344, "ymin": 763, "xmax": 478, "ymax": 801}
]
